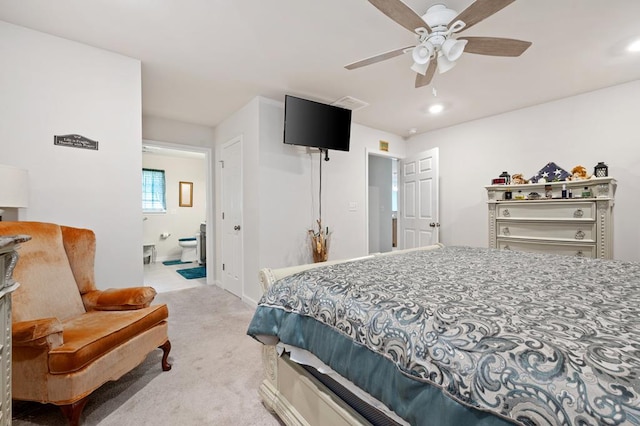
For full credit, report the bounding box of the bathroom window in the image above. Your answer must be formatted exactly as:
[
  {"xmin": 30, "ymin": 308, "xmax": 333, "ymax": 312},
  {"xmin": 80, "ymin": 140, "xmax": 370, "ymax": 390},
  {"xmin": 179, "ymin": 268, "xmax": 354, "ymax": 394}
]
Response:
[{"xmin": 142, "ymin": 168, "xmax": 166, "ymax": 213}]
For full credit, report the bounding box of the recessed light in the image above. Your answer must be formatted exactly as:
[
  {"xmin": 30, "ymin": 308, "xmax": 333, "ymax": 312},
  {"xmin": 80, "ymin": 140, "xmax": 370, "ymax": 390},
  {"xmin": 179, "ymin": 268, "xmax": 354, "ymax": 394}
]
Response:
[
  {"xmin": 628, "ymin": 39, "xmax": 640, "ymax": 52},
  {"xmin": 428, "ymin": 104, "xmax": 444, "ymax": 114},
  {"xmin": 408, "ymin": 128, "xmax": 418, "ymax": 135}
]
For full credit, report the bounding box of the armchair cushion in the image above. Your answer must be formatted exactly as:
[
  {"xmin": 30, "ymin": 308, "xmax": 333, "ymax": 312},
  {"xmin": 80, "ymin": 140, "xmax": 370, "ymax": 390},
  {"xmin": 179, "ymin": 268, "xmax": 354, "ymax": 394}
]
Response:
[
  {"xmin": 82, "ymin": 287, "xmax": 157, "ymax": 311},
  {"xmin": 49, "ymin": 304, "xmax": 168, "ymax": 374},
  {"xmin": 13, "ymin": 318, "xmax": 63, "ymax": 348}
]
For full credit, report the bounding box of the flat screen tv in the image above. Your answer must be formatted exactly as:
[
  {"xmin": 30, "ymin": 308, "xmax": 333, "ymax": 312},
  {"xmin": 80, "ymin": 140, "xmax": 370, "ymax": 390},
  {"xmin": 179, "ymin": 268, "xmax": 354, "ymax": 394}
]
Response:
[{"xmin": 283, "ymin": 95, "xmax": 352, "ymax": 152}]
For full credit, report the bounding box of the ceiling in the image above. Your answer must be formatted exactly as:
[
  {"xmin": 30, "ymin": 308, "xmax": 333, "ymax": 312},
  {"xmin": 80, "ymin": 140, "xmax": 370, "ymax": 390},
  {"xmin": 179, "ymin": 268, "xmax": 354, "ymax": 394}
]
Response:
[{"xmin": 1, "ymin": 0, "xmax": 640, "ymax": 138}]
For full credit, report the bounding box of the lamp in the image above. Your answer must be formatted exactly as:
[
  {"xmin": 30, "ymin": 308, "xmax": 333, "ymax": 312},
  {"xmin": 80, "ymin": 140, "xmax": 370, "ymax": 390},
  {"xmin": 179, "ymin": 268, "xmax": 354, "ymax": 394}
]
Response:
[
  {"xmin": 411, "ymin": 61, "xmax": 429, "ymax": 75},
  {"xmin": 441, "ymin": 38, "xmax": 468, "ymax": 62},
  {"xmin": 0, "ymin": 164, "xmax": 29, "ymax": 220},
  {"xmin": 411, "ymin": 33, "xmax": 466, "ymax": 76},
  {"xmin": 437, "ymin": 53, "xmax": 457, "ymax": 74},
  {"xmin": 412, "ymin": 41, "xmax": 434, "ymax": 65}
]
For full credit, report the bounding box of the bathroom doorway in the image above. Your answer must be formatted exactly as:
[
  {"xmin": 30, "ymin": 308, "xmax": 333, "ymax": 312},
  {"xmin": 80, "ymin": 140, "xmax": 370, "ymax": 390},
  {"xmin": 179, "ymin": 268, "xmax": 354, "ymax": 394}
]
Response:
[{"xmin": 142, "ymin": 140, "xmax": 213, "ymax": 286}]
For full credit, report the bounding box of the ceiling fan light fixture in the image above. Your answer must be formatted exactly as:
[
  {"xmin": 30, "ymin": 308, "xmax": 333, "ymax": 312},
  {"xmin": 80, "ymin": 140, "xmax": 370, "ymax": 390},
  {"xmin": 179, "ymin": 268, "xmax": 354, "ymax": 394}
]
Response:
[
  {"xmin": 437, "ymin": 54, "xmax": 456, "ymax": 74},
  {"xmin": 412, "ymin": 42, "xmax": 434, "ymax": 64},
  {"xmin": 350, "ymin": 0, "xmax": 530, "ymax": 88},
  {"xmin": 411, "ymin": 61, "xmax": 429, "ymax": 75},
  {"xmin": 441, "ymin": 38, "xmax": 468, "ymax": 62}
]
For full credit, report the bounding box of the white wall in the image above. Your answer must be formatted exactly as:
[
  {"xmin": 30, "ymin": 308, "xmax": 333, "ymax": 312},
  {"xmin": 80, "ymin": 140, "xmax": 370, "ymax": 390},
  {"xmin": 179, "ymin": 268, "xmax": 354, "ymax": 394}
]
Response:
[
  {"xmin": 214, "ymin": 96, "xmax": 406, "ymax": 304},
  {"xmin": 213, "ymin": 97, "xmax": 260, "ymax": 303},
  {"xmin": 258, "ymin": 99, "xmax": 314, "ymax": 271},
  {"xmin": 407, "ymin": 80, "xmax": 640, "ymax": 262},
  {"xmin": 142, "ymin": 153, "xmax": 207, "ymax": 261},
  {"xmin": 143, "ymin": 115, "xmax": 215, "ymax": 147},
  {"xmin": 257, "ymin": 100, "xmax": 406, "ymax": 270},
  {"xmin": 0, "ymin": 21, "xmax": 143, "ymax": 287},
  {"xmin": 322, "ymin": 124, "xmax": 405, "ymax": 261}
]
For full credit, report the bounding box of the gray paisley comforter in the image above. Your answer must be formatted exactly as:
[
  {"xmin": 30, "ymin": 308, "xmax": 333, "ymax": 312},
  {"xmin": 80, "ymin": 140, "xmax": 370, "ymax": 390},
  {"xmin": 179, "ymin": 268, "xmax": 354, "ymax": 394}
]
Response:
[{"xmin": 249, "ymin": 246, "xmax": 640, "ymax": 425}]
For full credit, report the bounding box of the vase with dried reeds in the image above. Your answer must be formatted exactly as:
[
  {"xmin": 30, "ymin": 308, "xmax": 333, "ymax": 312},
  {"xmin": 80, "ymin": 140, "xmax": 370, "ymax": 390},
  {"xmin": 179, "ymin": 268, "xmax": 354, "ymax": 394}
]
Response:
[{"xmin": 308, "ymin": 219, "xmax": 330, "ymax": 263}]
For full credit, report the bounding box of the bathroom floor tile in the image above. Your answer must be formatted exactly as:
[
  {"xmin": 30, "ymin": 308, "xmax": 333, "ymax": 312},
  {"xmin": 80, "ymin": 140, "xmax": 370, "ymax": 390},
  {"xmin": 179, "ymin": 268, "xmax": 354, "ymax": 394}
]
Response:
[{"xmin": 143, "ymin": 260, "xmax": 208, "ymax": 293}]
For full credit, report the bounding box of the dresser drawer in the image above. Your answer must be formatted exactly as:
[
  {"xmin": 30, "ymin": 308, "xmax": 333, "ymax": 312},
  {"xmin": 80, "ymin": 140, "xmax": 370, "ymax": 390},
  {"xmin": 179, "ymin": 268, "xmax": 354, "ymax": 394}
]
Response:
[
  {"xmin": 496, "ymin": 201, "xmax": 595, "ymax": 220},
  {"xmin": 497, "ymin": 221, "xmax": 596, "ymax": 242},
  {"xmin": 497, "ymin": 239, "xmax": 596, "ymax": 258}
]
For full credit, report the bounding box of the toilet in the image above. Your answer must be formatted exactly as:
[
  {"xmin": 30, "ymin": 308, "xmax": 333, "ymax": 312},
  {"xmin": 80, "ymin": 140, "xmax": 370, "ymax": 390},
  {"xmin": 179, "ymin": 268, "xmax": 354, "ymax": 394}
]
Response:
[{"xmin": 178, "ymin": 236, "xmax": 198, "ymax": 262}]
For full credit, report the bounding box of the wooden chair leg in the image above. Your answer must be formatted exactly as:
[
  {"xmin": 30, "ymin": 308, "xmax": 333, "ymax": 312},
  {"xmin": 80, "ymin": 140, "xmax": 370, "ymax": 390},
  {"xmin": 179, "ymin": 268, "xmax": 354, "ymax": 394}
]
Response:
[
  {"xmin": 59, "ymin": 396, "xmax": 89, "ymax": 426},
  {"xmin": 159, "ymin": 339, "xmax": 172, "ymax": 371}
]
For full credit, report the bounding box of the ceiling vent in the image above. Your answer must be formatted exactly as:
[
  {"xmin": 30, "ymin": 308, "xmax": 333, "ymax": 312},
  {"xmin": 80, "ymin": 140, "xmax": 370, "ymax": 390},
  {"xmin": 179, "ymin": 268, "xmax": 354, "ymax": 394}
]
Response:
[{"xmin": 332, "ymin": 96, "xmax": 369, "ymax": 111}]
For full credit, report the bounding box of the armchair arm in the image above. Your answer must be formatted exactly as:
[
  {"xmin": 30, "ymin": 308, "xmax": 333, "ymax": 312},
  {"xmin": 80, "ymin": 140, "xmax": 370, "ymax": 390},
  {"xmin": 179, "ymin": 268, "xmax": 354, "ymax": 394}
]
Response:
[
  {"xmin": 13, "ymin": 318, "xmax": 63, "ymax": 348},
  {"xmin": 82, "ymin": 287, "xmax": 157, "ymax": 311}
]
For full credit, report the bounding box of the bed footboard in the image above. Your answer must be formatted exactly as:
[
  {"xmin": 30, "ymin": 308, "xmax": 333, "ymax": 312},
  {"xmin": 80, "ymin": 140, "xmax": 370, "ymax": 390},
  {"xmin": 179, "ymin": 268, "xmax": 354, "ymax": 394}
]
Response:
[
  {"xmin": 256, "ymin": 244, "xmax": 445, "ymax": 425},
  {"xmin": 259, "ymin": 345, "xmax": 372, "ymax": 426}
]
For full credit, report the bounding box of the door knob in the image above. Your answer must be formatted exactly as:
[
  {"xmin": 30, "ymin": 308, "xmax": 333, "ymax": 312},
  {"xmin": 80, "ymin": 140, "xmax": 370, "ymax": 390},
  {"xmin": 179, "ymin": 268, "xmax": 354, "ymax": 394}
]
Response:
[
  {"xmin": 234, "ymin": 225, "xmax": 241, "ymax": 231},
  {"xmin": 429, "ymin": 223, "xmax": 441, "ymax": 228}
]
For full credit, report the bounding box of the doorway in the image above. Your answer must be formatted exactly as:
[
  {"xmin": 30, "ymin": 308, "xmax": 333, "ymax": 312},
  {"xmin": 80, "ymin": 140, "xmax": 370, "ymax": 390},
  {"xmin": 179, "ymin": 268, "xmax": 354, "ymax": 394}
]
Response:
[
  {"xmin": 367, "ymin": 153, "xmax": 398, "ymax": 254},
  {"xmin": 141, "ymin": 140, "xmax": 214, "ymax": 285},
  {"xmin": 398, "ymin": 147, "xmax": 440, "ymax": 248}
]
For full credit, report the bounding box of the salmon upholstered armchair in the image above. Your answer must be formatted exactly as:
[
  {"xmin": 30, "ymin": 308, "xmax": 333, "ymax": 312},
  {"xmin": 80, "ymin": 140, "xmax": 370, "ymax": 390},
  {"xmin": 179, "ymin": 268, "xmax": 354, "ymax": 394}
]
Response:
[{"xmin": 0, "ymin": 222, "xmax": 171, "ymax": 425}]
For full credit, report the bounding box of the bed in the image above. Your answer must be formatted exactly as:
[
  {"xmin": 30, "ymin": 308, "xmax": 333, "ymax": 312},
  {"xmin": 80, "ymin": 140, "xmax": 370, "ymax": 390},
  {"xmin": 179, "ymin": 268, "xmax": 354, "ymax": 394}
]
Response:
[{"xmin": 247, "ymin": 245, "xmax": 640, "ymax": 425}]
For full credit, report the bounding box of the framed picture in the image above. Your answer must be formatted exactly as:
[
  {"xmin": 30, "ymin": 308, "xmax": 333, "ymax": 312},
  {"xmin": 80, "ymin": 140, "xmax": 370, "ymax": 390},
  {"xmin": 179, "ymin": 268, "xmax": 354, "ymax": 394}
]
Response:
[{"xmin": 179, "ymin": 181, "xmax": 193, "ymax": 207}]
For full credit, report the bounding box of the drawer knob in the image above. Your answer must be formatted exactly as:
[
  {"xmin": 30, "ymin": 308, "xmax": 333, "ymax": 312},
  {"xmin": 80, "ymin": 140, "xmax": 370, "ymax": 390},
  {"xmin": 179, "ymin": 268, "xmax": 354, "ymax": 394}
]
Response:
[
  {"xmin": 575, "ymin": 230, "xmax": 585, "ymax": 240},
  {"xmin": 576, "ymin": 250, "xmax": 584, "ymax": 257},
  {"xmin": 503, "ymin": 245, "xmax": 511, "ymax": 251},
  {"xmin": 503, "ymin": 227, "xmax": 510, "ymax": 236},
  {"xmin": 502, "ymin": 209, "xmax": 511, "ymax": 217},
  {"xmin": 574, "ymin": 208, "xmax": 584, "ymax": 218}
]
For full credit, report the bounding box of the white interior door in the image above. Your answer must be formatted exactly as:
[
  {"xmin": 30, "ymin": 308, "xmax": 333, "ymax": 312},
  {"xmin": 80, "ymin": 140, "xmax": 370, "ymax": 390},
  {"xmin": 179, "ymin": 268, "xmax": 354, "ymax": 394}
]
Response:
[
  {"xmin": 399, "ymin": 148, "xmax": 439, "ymax": 248},
  {"xmin": 221, "ymin": 137, "xmax": 243, "ymax": 298}
]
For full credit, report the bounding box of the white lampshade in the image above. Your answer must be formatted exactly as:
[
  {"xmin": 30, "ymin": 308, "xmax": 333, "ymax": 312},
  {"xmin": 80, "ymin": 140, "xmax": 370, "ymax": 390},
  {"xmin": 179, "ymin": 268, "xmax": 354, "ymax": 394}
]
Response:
[
  {"xmin": 0, "ymin": 165, "xmax": 29, "ymax": 208},
  {"xmin": 412, "ymin": 42, "xmax": 434, "ymax": 65},
  {"xmin": 411, "ymin": 61, "xmax": 429, "ymax": 75},
  {"xmin": 441, "ymin": 38, "xmax": 467, "ymax": 62},
  {"xmin": 437, "ymin": 54, "xmax": 457, "ymax": 74}
]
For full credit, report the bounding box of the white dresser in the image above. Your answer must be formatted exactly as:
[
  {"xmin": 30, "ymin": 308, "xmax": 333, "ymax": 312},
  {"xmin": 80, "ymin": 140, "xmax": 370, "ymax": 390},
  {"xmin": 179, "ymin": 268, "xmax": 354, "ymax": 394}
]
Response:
[
  {"xmin": 0, "ymin": 235, "xmax": 30, "ymax": 426},
  {"xmin": 486, "ymin": 177, "xmax": 616, "ymax": 259}
]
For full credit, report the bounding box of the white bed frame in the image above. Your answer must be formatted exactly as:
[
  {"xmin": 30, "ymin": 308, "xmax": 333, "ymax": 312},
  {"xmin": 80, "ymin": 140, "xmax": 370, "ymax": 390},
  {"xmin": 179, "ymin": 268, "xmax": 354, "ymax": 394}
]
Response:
[{"xmin": 257, "ymin": 245, "xmax": 444, "ymax": 426}]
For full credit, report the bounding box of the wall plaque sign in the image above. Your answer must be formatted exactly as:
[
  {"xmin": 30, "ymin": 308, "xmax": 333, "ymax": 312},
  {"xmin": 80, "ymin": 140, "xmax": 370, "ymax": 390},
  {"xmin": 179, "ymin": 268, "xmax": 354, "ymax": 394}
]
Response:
[{"xmin": 54, "ymin": 134, "xmax": 99, "ymax": 150}]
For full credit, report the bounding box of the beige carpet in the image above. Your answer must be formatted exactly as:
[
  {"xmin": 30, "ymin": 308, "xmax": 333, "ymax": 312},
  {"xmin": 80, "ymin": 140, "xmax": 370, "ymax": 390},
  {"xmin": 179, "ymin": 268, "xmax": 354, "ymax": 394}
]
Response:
[{"xmin": 12, "ymin": 285, "xmax": 283, "ymax": 426}]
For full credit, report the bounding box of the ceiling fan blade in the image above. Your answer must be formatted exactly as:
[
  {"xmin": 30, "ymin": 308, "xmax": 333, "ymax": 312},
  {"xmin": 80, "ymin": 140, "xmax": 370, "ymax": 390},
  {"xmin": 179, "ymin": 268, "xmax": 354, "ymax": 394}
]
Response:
[
  {"xmin": 415, "ymin": 60, "xmax": 436, "ymax": 88},
  {"xmin": 345, "ymin": 46, "xmax": 413, "ymax": 70},
  {"xmin": 459, "ymin": 37, "xmax": 532, "ymax": 56},
  {"xmin": 450, "ymin": 0, "xmax": 515, "ymax": 32},
  {"xmin": 368, "ymin": 0, "xmax": 431, "ymax": 34}
]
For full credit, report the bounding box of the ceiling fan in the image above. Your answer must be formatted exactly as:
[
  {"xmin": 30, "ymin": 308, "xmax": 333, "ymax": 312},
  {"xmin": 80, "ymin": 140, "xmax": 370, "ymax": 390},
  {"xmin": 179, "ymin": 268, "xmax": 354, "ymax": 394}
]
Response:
[{"xmin": 345, "ymin": 0, "xmax": 532, "ymax": 88}]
